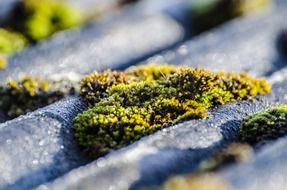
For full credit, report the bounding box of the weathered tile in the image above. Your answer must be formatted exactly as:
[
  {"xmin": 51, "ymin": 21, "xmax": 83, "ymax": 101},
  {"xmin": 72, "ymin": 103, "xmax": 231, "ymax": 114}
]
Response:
[{"xmin": 145, "ymin": 6, "xmax": 287, "ymax": 77}]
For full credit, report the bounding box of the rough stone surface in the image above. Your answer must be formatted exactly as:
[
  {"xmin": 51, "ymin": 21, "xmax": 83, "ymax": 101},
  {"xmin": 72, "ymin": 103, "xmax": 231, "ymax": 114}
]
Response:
[{"xmin": 0, "ymin": 97, "xmax": 88, "ymax": 190}]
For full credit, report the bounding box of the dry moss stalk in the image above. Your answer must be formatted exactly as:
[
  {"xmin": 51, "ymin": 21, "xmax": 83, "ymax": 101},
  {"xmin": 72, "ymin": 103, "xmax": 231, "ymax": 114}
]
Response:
[
  {"xmin": 73, "ymin": 64, "xmax": 270, "ymax": 158},
  {"xmin": 0, "ymin": 76, "xmax": 78, "ymax": 118},
  {"xmin": 240, "ymin": 105, "xmax": 287, "ymax": 145}
]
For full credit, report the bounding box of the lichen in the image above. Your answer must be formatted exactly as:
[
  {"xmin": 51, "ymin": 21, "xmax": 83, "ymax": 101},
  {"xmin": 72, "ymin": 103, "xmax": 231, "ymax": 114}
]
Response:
[
  {"xmin": 0, "ymin": 76, "xmax": 78, "ymax": 118},
  {"xmin": 73, "ymin": 64, "xmax": 270, "ymax": 158},
  {"xmin": 190, "ymin": 0, "xmax": 270, "ymax": 33},
  {"xmin": 7, "ymin": 0, "xmax": 82, "ymax": 42},
  {"xmin": 0, "ymin": 29, "xmax": 27, "ymax": 56},
  {"xmin": 163, "ymin": 174, "xmax": 230, "ymax": 190},
  {"xmin": 240, "ymin": 105, "xmax": 287, "ymax": 145}
]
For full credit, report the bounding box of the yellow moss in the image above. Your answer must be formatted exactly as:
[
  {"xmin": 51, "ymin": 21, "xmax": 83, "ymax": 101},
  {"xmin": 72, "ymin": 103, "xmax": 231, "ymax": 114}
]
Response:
[
  {"xmin": 163, "ymin": 174, "xmax": 230, "ymax": 190},
  {"xmin": 8, "ymin": 0, "xmax": 82, "ymax": 42},
  {"xmin": 73, "ymin": 65, "xmax": 270, "ymax": 158},
  {"xmin": 0, "ymin": 29, "xmax": 28, "ymax": 56},
  {"xmin": 0, "ymin": 76, "xmax": 77, "ymax": 118},
  {"xmin": 0, "ymin": 55, "xmax": 7, "ymax": 70}
]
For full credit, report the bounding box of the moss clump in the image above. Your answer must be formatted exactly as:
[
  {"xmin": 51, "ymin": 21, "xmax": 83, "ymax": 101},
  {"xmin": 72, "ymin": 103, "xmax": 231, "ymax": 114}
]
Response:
[
  {"xmin": 0, "ymin": 76, "xmax": 77, "ymax": 118},
  {"xmin": 163, "ymin": 174, "xmax": 230, "ymax": 190},
  {"xmin": 190, "ymin": 0, "xmax": 270, "ymax": 33},
  {"xmin": 73, "ymin": 65, "xmax": 270, "ymax": 158},
  {"xmin": 7, "ymin": 0, "xmax": 82, "ymax": 42},
  {"xmin": 80, "ymin": 65, "xmax": 181, "ymax": 105},
  {"xmin": 163, "ymin": 143, "xmax": 252, "ymax": 190},
  {"xmin": 0, "ymin": 29, "xmax": 27, "ymax": 56},
  {"xmin": 240, "ymin": 105, "xmax": 287, "ymax": 145},
  {"xmin": 199, "ymin": 143, "xmax": 253, "ymax": 172}
]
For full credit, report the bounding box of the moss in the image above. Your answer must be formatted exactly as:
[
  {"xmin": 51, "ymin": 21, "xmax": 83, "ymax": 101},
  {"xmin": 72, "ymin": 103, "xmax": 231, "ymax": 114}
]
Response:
[
  {"xmin": 0, "ymin": 29, "xmax": 28, "ymax": 56},
  {"xmin": 163, "ymin": 143, "xmax": 252, "ymax": 190},
  {"xmin": 240, "ymin": 105, "xmax": 287, "ymax": 145},
  {"xmin": 0, "ymin": 76, "xmax": 77, "ymax": 118},
  {"xmin": 199, "ymin": 143, "xmax": 253, "ymax": 172},
  {"xmin": 163, "ymin": 174, "xmax": 230, "ymax": 190},
  {"xmin": 7, "ymin": 0, "xmax": 82, "ymax": 42},
  {"xmin": 190, "ymin": 0, "xmax": 270, "ymax": 33},
  {"xmin": 73, "ymin": 65, "xmax": 270, "ymax": 158},
  {"xmin": 80, "ymin": 64, "xmax": 181, "ymax": 105},
  {"xmin": 0, "ymin": 55, "xmax": 7, "ymax": 70}
]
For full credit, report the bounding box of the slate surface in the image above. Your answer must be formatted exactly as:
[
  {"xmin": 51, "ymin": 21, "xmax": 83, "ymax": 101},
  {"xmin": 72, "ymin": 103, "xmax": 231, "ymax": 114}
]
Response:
[{"xmin": 0, "ymin": 97, "xmax": 88, "ymax": 190}]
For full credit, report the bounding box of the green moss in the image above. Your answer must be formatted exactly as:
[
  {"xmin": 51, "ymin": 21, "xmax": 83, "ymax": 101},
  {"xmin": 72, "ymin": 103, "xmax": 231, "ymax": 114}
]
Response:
[
  {"xmin": 190, "ymin": 0, "xmax": 270, "ymax": 33},
  {"xmin": 0, "ymin": 29, "xmax": 27, "ymax": 56},
  {"xmin": 8, "ymin": 0, "xmax": 82, "ymax": 42},
  {"xmin": 240, "ymin": 105, "xmax": 287, "ymax": 145},
  {"xmin": 80, "ymin": 64, "xmax": 181, "ymax": 105},
  {"xmin": 73, "ymin": 65, "xmax": 270, "ymax": 158},
  {"xmin": 0, "ymin": 76, "xmax": 77, "ymax": 118}
]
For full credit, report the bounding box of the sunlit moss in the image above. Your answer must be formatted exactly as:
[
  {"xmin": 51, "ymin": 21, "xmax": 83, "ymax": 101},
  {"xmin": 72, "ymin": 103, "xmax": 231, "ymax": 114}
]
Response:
[
  {"xmin": 163, "ymin": 174, "xmax": 230, "ymax": 190},
  {"xmin": 0, "ymin": 29, "xmax": 27, "ymax": 56},
  {"xmin": 8, "ymin": 0, "xmax": 82, "ymax": 42},
  {"xmin": 74, "ymin": 65, "xmax": 270, "ymax": 158},
  {"xmin": 80, "ymin": 64, "xmax": 182, "ymax": 105},
  {"xmin": 190, "ymin": 0, "xmax": 270, "ymax": 33},
  {"xmin": 0, "ymin": 76, "xmax": 77, "ymax": 118},
  {"xmin": 240, "ymin": 105, "xmax": 287, "ymax": 145}
]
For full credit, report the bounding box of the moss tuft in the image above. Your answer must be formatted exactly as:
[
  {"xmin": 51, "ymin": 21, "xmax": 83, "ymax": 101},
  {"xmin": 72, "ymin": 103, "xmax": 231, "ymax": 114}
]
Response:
[
  {"xmin": 8, "ymin": 0, "xmax": 82, "ymax": 42},
  {"xmin": 73, "ymin": 65, "xmax": 270, "ymax": 158},
  {"xmin": 0, "ymin": 76, "xmax": 77, "ymax": 118},
  {"xmin": 240, "ymin": 105, "xmax": 287, "ymax": 145},
  {"xmin": 0, "ymin": 29, "xmax": 28, "ymax": 56}
]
